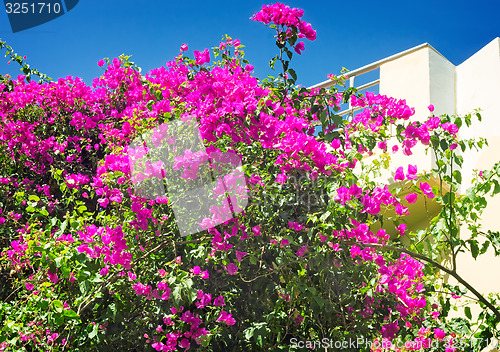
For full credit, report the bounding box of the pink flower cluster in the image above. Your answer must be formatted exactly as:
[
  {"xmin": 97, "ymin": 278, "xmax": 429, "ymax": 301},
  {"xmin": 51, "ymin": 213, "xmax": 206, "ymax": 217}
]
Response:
[
  {"xmin": 131, "ymin": 279, "xmax": 171, "ymax": 301},
  {"xmin": 377, "ymin": 326, "xmax": 457, "ymax": 351},
  {"xmin": 252, "ymin": 3, "xmax": 316, "ymax": 55},
  {"xmin": 65, "ymin": 173, "xmax": 90, "ymax": 189},
  {"xmin": 394, "ymin": 165, "xmax": 418, "ymax": 181},
  {"xmin": 251, "ymin": 3, "xmax": 316, "ymax": 40},
  {"xmin": 335, "ymin": 184, "xmax": 408, "ymax": 217},
  {"xmin": 77, "ymin": 225, "xmax": 132, "ymax": 269},
  {"xmin": 150, "ymin": 306, "xmax": 211, "ymax": 351}
]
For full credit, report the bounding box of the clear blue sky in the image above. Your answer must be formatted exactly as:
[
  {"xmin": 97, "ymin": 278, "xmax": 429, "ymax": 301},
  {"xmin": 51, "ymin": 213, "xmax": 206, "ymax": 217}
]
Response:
[{"xmin": 1, "ymin": 0, "xmax": 499, "ymax": 88}]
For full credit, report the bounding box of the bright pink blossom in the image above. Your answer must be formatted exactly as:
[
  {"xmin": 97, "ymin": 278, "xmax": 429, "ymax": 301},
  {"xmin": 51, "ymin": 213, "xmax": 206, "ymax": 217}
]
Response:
[
  {"xmin": 434, "ymin": 328, "xmax": 446, "ymax": 340},
  {"xmin": 407, "ymin": 164, "xmax": 417, "ymax": 180},
  {"xmin": 405, "ymin": 193, "xmax": 418, "ymax": 204},
  {"xmin": 48, "ymin": 270, "xmax": 58, "ymax": 284},
  {"xmin": 214, "ymin": 296, "xmax": 225, "ymax": 306},
  {"xmin": 200, "ymin": 270, "xmax": 209, "ymax": 279},
  {"xmin": 192, "ymin": 266, "xmax": 201, "ymax": 275},
  {"xmin": 226, "ymin": 263, "xmax": 239, "ymax": 275},
  {"xmin": 296, "ymin": 245, "xmax": 308, "ymax": 257},
  {"xmin": 235, "ymin": 250, "xmax": 248, "ymax": 262},
  {"xmin": 288, "ymin": 221, "xmax": 303, "ymax": 231},
  {"xmin": 396, "ymin": 224, "xmax": 407, "ymax": 236},
  {"xmin": 420, "ymin": 182, "xmax": 435, "ymax": 199},
  {"xmin": 217, "ymin": 310, "xmax": 236, "ymax": 325},
  {"xmin": 294, "ymin": 42, "xmax": 305, "ymax": 55},
  {"xmin": 394, "ymin": 167, "xmax": 405, "ymax": 181},
  {"xmin": 193, "ymin": 48, "xmax": 210, "ymax": 65}
]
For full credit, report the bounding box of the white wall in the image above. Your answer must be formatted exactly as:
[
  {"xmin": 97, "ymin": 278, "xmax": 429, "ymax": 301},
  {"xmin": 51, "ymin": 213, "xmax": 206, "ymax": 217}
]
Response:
[{"xmin": 378, "ymin": 38, "xmax": 500, "ymax": 318}]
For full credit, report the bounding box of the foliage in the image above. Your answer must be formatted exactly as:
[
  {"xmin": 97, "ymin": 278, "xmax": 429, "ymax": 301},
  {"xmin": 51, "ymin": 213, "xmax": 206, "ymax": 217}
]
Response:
[{"xmin": 0, "ymin": 3, "xmax": 500, "ymax": 351}]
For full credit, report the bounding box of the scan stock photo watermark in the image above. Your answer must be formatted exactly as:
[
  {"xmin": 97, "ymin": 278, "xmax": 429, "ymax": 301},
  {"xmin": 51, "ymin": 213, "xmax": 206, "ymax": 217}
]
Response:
[{"xmin": 289, "ymin": 336, "xmax": 498, "ymax": 350}]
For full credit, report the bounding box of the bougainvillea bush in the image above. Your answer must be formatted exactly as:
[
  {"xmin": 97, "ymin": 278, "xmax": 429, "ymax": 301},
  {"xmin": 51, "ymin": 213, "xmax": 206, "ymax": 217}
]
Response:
[{"xmin": 1, "ymin": 3, "xmax": 500, "ymax": 351}]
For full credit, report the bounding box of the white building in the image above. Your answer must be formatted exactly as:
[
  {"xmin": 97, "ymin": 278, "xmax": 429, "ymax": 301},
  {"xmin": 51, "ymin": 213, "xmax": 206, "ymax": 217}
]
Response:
[{"xmin": 312, "ymin": 37, "xmax": 500, "ymax": 316}]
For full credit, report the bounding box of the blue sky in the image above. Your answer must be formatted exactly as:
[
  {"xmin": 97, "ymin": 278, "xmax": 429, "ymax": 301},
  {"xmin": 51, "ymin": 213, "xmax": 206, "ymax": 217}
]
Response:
[{"xmin": 1, "ymin": 0, "xmax": 499, "ymax": 88}]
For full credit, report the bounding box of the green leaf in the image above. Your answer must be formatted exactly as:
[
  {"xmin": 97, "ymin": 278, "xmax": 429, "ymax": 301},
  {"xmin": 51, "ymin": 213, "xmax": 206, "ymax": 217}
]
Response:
[
  {"xmin": 79, "ymin": 280, "xmax": 90, "ymax": 295},
  {"xmin": 37, "ymin": 300, "xmax": 49, "ymax": 310},
  {"xmin": 199, "ymin": 334, "xmax": 211, "ymax": 347},
  {"xmin": 244, "ymin": 327, "xmax": 255, "ymax": 340},
  {"xmin": 255, "ymin": 333, "xmax": 263, "ymax": 347},
  {"xmin": 155, "ymin": 89, "xmax": 163, "ymax": 100},
  {"xmin": 51, "ymin": 300, "xmax": 63, "ymax": 313},
  {"xmin": 59, "ymin": 219, "xmax": 68, "ymax": 235},
  {"xmin": 313, "ymin": 295, "xmax": 326, "ymax": 309},
  {"xmin": 63, "ymin": 309, "xmax": 80, "ymax": 320},
  {"xmin": 172, "ymin": 287, "xmax": 181, "ymax": 304},
  {"xmin": 26, "ymin": 206, "xmax": 36, "ymax": 213},
  {"xmin": 320, "ymin": 211, "xmax": 331, "ymax": 222},
  {"xmin": 480, "ymin": 241, "xmax": 490, "ymax": 255},
  {"xmin": 475, "ymin": 196, "xmax": 487, "ymax": 210},
  {"xmin": 452, "ymin": 170, "xmax": 462, "ymax": 184},
  {"xmin": 443, "ymin": 192, "xmax": 455, "ymax": 204},
  {"xmin": 454, "ymin": 154, "xmax": 464, "ymax": 167},
  {"xmin": 88, "ymin": 323, "xmax": 98, "ymax": 339},
  {"xmin": 470, "ymin": 240, "xmax": 479, "ymax": 259},
  {"xmin": 465, "ymin": 306, "xmax": 472, "ymax": 320},
  {"xmin": 440, "ymin": 139, "xmax": 449, "ymax": 151},
  {"xmin": 28, "ymin": 195, "xmax": 40, "ymax": 202},
  {"xmin": 430, "ymin": 135, "xmax": 440, "ymax": 149}
]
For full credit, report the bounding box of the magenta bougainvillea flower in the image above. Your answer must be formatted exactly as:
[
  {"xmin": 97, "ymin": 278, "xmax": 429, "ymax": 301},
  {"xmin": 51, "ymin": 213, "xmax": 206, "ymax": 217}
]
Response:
[{"xmin": 405, "ymin": 193, "xmax": 418, "ymax": 204}]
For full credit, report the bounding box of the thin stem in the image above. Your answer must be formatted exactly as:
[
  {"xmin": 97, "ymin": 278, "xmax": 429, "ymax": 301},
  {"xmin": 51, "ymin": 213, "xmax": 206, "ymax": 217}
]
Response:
[
  {"xmin": 433, "ymin": 290, "xmax": 478, "ymax": 302},
  {"xmin": 343, "ymin": 240, "xmax": 500, "ymax": 322},
  {"xmin": 434, "ymin": 145, "xmax": 457, "ymax": 271},
  {"xmin": 448, "ymin": 151, "xmax": 457, "ymax": 271}
]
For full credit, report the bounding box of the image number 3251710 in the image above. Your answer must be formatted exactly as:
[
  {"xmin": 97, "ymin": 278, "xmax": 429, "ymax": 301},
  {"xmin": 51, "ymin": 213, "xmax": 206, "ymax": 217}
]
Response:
[{"xmin": 3, "ymin": 0, "xmax": 79, "ymax": 33}]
